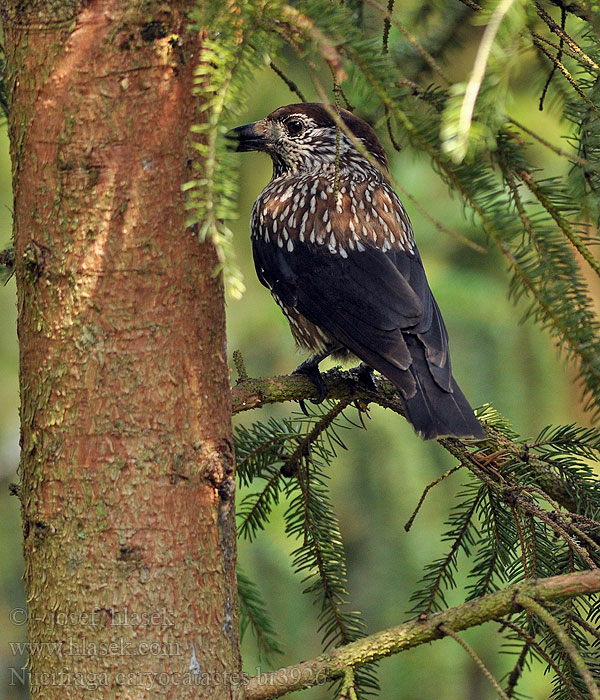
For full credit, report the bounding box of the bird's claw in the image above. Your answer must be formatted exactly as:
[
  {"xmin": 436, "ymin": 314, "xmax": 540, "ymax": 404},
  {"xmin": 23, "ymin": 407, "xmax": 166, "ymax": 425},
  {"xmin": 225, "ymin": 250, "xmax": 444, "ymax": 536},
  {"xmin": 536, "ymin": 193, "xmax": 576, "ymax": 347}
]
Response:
[
  {"xmin": 353, "ymin": 363, "xmax": 378, "ymax": 393},
  {"xmin": 293, "ymin": 360, "xmax": 329, "ymax": 406}
]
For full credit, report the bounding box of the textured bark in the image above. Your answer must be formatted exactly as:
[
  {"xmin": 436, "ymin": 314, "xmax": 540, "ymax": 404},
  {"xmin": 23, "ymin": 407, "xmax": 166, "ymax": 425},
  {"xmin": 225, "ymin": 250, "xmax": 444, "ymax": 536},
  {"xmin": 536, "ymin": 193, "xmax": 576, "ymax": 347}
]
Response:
[{"xmin": 3, "ymin": 2, "xmax": 241, "ymax": 698}]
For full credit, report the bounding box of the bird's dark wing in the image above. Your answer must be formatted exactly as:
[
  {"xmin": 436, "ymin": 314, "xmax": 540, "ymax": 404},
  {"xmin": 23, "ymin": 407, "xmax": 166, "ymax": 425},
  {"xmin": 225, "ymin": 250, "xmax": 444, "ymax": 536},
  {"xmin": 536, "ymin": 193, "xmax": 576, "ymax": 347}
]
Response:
[
  {"xmin": 252, "ymin": 236, "xmax": 452, "ymax": 398},
  {"xmin": 252, "ymin": 177, "xmax": 484, "ymax": 439},
  {"xmin": 252, "ymin": 177, "xmax": 454, "ymax": 398}
]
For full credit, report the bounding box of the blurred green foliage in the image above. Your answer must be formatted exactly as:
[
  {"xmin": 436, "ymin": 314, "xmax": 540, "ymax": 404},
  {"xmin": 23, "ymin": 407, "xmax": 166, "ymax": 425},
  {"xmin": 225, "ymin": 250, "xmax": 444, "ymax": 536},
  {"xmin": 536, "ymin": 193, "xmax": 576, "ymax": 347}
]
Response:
[{"xmin": 0, "ymin": 3, "xmax": 591, "ymax": 699}]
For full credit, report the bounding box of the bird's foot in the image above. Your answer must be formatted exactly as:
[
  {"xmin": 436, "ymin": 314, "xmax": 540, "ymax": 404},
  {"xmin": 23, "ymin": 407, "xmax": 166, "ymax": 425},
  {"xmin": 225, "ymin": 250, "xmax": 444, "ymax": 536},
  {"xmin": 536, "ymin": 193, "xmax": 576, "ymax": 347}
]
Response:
[
  {"xmin": 353, "ymin": 363, "xmax": 378, "ymax": 393},
  {"xmin": 293, "ymin": 357, "xmax": 329, "ymax": 409}
]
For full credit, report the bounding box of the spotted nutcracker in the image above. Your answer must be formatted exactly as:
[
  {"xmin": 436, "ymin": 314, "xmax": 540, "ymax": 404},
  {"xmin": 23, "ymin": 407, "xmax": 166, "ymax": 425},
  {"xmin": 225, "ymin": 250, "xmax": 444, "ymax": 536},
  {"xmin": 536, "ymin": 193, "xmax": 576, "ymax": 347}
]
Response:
[{"xmin": 230, "ymin": 103, "xmax": 485, "ymax": 440}]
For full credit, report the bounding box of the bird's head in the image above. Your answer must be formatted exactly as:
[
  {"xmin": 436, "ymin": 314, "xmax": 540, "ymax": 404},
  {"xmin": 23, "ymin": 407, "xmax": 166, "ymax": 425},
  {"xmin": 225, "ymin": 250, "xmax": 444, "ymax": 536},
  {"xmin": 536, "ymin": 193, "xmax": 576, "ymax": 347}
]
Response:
[{"xmin": 228, "ymin": 103, "xmax": 388, "ymax": 176}]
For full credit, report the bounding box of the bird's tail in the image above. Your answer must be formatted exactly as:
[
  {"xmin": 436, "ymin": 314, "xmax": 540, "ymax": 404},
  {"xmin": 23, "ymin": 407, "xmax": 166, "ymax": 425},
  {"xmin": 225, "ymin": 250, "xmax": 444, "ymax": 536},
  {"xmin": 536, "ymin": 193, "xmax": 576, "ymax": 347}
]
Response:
[{"xmin": 394, "ymin": 344, "xmax": 486, "ymax": 441}]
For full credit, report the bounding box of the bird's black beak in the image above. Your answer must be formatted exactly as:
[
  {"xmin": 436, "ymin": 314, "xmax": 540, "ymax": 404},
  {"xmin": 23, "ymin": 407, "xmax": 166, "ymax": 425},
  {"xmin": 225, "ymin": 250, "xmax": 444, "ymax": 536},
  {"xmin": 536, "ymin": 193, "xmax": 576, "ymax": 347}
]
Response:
[{"xmin": 226, "ymin": 121, "xmax": 267, "ymax": 152}]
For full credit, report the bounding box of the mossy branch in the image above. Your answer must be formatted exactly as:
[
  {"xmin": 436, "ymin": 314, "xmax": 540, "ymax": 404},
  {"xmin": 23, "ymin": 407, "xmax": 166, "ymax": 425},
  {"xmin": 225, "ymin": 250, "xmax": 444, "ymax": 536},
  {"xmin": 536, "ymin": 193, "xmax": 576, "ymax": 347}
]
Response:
[
  {"xmin": 231, "ymin": 366, "xmax": 404, "ymax": 416},
  {"xmin": 243, "ymin": 570, "xmax": 600, "ymax": 700}
]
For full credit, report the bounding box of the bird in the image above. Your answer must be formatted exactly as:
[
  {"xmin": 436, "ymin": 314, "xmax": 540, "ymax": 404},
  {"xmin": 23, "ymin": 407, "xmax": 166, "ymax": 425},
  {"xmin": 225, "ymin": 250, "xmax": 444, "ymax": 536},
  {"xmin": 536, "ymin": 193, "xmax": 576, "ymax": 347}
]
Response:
[{"xmin": 229, "ymin": 103, "xmax": 485, "ymax": 440}]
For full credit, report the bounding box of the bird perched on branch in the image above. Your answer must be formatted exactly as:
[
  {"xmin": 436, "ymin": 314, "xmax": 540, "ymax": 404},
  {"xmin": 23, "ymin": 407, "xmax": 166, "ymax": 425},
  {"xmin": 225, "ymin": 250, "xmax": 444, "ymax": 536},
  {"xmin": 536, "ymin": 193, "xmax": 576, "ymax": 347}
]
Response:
[{"xmin": 229, "ymin": 103, "xmax": 485, "ymax": 440}]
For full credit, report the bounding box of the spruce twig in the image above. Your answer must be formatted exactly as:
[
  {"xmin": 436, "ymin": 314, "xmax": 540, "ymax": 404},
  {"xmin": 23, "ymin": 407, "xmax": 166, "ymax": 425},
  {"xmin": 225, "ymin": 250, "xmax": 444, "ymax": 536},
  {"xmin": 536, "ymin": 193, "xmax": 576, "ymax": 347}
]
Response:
[
  {"xmin": 534, "ymin": 1, "xmax": 600, "ymax": 70},
  {"xmin": 504, "ymin": 641, "xmax": 530, "ymax": 699},
  {"xmin": 518, "ymin": 169, "xmax": 600, "ymax": 279},
  {"xmin": 508, "ymin": 117, "xmax": 591, "ymax": 167},
  {"xmin": 498, "ymin": 618, "xmax": 588, "ymax": 700},
  {"xmin": 532, "ymin": 36, "xmax": 600, "ymax": 113},
  {"xmin": 404, "ymin": 465, "xmax": 463, "ymax": 532},
  {"xmin": 269, "ymin": 61, "xmax": 307, "ymax": 101},
  {"xmin": 516, "ymin": 595, "xmax": 600, "ymax": 700},
  {"xmin": 438, "ymin": 623, "xmax": 510, "ymax": 700},
  {"xmin": 538, "ymin": 7, "xmax": 567, "ymax": 112}
]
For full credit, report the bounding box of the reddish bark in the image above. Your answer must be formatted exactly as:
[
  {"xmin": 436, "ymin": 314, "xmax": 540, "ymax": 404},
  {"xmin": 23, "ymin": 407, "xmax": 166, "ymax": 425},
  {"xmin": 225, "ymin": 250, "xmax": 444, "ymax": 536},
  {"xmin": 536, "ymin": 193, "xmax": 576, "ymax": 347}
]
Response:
[{"xmin": 3, "ymin": 2, "xmax": 241, "ymax": 698}]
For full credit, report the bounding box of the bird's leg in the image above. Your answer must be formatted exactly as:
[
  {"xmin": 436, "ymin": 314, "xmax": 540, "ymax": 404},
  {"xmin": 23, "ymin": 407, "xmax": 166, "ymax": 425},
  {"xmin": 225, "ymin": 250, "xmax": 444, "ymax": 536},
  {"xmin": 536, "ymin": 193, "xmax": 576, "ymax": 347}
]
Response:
[
  {"xmin": 354, "ymin": 363, "xmax": 378, "ymax": 393},
  {"xmin": 293, "ymin": 344, "xmax": 338, "ymax": 409},
  {"xmin": 351, "ymin": 363, "xmax": 378, "ymax": 413}
]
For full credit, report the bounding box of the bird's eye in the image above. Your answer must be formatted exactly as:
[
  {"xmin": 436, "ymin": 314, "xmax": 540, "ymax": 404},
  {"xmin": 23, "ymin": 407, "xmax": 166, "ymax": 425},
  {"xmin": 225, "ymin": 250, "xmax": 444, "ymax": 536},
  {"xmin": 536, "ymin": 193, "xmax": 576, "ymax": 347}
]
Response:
[{"xmin": 285, "ymin": 118, "xmax": 304, "ymax": 136}]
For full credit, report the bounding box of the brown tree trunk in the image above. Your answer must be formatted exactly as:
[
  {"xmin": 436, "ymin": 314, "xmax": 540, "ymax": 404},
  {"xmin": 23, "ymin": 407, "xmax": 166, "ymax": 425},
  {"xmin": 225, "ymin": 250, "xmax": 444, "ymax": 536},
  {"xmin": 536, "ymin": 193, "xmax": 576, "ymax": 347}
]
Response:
[{"xmin": 3, "ymin": 2, "xmax": 241, "ymax": 698}]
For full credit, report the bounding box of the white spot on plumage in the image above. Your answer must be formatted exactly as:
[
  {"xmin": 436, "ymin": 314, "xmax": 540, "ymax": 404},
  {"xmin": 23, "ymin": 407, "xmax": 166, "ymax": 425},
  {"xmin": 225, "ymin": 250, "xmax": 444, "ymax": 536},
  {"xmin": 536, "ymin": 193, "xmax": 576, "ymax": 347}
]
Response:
[
  {"xmin": 356, "ymin": 241, "xmax": 366, "ymax": 252},
  {"xmin": 287, "ymin": 238, "xmax": 294, "ymax": 252},
  {"xmin": 339, "ymin": 246, "xmax": 348, "ymax": 258}
]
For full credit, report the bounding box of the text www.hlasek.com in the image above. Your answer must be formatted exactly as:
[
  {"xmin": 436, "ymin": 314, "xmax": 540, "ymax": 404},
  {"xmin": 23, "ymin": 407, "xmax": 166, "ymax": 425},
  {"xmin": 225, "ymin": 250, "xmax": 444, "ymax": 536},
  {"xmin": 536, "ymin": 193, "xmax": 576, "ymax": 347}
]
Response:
[{"xmin": 9, "ymin": 638, "xmax": 183, "ymax": 658}]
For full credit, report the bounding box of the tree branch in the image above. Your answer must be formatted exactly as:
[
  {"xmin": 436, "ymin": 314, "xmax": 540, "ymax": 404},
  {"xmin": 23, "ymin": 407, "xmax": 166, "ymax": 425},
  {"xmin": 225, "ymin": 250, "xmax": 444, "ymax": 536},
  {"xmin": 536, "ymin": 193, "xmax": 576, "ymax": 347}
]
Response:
[
  {"xmin": 232, "ymin": 366, "xmax": 393, "ymax": 415},
  {"xmin": 231, "ymin": 368, "xmax": 593, "ymax": 516},
  {"xmin": 243, "ymin": 570, "xmax": 600, "ymax": 700}
]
